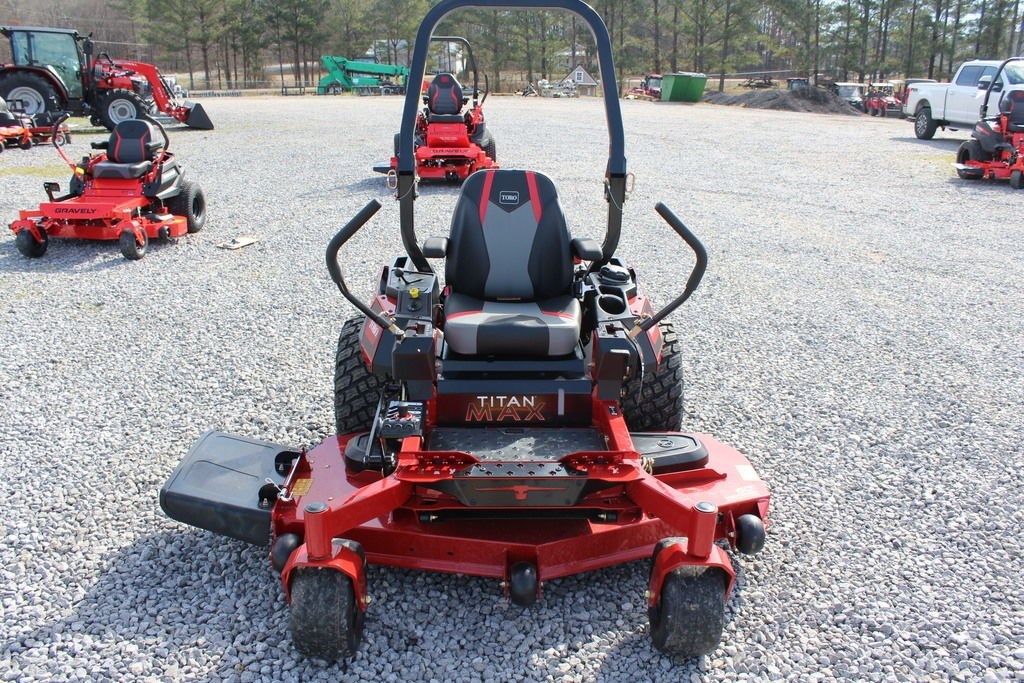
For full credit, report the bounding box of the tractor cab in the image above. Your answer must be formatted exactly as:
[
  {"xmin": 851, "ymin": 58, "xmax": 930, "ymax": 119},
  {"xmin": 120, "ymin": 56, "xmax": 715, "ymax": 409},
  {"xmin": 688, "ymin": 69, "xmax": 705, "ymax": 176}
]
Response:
[{"xmin": 2, "ymin": 27, "xmax": 85, "ymax": 101}]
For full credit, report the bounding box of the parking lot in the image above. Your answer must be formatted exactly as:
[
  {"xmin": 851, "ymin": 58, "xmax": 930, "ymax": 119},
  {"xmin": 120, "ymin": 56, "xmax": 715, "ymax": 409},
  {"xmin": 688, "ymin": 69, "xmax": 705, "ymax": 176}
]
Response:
[{"xmin": 1, "ymin": 94, "xmax": 1021, "ymax": 680}]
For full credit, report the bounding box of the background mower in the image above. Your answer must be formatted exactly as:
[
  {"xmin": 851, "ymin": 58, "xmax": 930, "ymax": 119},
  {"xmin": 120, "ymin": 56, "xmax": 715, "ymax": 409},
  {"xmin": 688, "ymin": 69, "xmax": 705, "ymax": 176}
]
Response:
[
  {"xmin": 161, "ymin": 0, "xmax": 769, "ymax": 662},
  {"xmin": 0, "ymin": 96, "xmax": 71, "ymax": 149},
  {"xmin": 9, "ymin": 115, "xmax": 206, "ymax": 259},
  {"xmin": 954, "ymin": 57, "xmax": 1024, "ymax": 189},
  {"xmin": 373, "ymin": 36, "xmax": 497, "ymax": 182}
]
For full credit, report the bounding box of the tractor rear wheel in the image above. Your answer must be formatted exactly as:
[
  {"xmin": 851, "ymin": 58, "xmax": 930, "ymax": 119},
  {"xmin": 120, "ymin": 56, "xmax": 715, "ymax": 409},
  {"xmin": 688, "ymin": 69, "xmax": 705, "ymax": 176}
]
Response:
[
  {"xmin": 621, "ymin": 321, "xmax": 683, "ymax": 432},
  {"xmin": 167, "ymin": 180, "xmax": 207, "ymax": 233},
  {"xmin": 0, "ymin": 72, "xmax": 60, "ymax": 115},
  {"xmin": 119, "ymin": 229, "xmax": 148, "ymax": 260},
  {"xmin": 649, "ymin": 565, "xmax": 727, "ymax": 658},
  {"xmin": 98, "ymin": 89, "xmax": 148, "ymax": 130},
  {"xmin": 289, "ymin": 568, "xmax": 363, "ymax": 661},
  {"xmin": 15, "ymin": 227, "xmax": 47, "ymax": 258},
  {"xmin": 334, "ymin": 316, "xmax": 387, "ymax": 434}
]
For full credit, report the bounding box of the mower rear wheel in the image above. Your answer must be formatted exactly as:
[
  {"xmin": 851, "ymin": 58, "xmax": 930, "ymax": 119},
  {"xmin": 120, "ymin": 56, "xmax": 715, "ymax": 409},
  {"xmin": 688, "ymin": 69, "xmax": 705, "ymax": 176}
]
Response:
[
  {"xmin": 98, "ymin": 89, "xmax": 147, "ymax": 130},
  {"xmin": 167, "ymin": 180, "xmax": 207, "ymax": 233},
  {"xmin": 649, "ymin": 565, "xmax": 727, "ymax": 658},
  {"xmin": 15, "ymin": 228, "xmax": 47, "ymax": 258},
  {"xmin": 334, "ymin": 316, "xmax": 387, "ymax": 434},
  {"xmin": 289, "ymin": 568, "xmax": 363, "ymax": 661},
  {"xmin": 1011, "ymin": 170, "xmax": 1024, "ymax": 189},
  {"xmin": 621, "ymin": 321, "xmax": 683, "ymax": 432},
  {"xmin": 119, "ymin": 230, "xmax": 148, "ymax": 260},
  {"xmin": 19, "ymin": 137, "xmax": 33, "ymax": 150},
  {"xmin": 483, "ymin": 133, "xmax": 496, "ymax": 162}
]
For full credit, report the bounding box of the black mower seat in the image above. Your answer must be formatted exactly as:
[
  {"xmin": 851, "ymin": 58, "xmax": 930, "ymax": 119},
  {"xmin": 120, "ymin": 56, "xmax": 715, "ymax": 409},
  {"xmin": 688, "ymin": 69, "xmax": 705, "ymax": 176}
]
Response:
[
  {"xmin": 93, "ymin": 119, "xmax": 162, "ymax": 180},
  {"xmin": 1000, "ymin": 90, "xmax": 1024, "ymax": 133},
  {"xmin": 442, "ymin": 169, "xmax": 582, "ymax": 357},
  {"xmin": 427, "ymin": 73, "xmax": 464, "ymax": 120}
]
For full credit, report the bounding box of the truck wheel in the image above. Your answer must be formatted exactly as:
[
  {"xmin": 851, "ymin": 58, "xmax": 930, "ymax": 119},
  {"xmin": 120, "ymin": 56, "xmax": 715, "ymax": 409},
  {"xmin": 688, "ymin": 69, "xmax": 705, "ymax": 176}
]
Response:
[
  {"xmin": 0, "ymin": 72, "xmax": 61, "ymax": 115},
  {"xmin": 914, "ymin": 106, "xmax": 938, "ymax": 140},
  {"xmin": 621, "ymin": 321, "xmax": 683, "ymax": 432},
  {"xmin": 98, "ymin": 89, "xmax": 148, "ymax": 130}
]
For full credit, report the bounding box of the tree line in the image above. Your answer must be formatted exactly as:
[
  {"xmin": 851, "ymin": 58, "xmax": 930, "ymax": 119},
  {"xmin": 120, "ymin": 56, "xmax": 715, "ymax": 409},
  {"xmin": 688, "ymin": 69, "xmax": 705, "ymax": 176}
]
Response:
[{"xmin": 7, "ymin": 0, "xmax": 1024, "ymax": 90}]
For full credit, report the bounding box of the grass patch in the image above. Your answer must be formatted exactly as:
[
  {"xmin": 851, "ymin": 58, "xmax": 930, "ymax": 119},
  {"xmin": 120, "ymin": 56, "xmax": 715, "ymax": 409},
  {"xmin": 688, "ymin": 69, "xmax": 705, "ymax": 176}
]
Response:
[{"xmin": 0, "ymin": 164, "xmax": 68, "ymax": 178}]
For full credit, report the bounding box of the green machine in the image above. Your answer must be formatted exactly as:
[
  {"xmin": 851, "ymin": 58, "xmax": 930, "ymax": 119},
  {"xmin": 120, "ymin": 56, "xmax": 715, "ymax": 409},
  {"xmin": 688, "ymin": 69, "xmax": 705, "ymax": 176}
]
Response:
[{"xmin": 317, "ymin": 57, "xmax": 410, "ymax": 95}]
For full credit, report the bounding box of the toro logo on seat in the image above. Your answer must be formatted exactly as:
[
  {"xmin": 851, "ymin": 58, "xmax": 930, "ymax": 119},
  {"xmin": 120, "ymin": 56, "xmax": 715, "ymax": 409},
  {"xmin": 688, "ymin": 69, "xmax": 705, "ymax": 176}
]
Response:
[
  {"xmin": 466, "ymin": 395, "xmax": 544, "ymax": 422},
  {"xmin": 498, "ymin": 191, "xmax": 519, "ymax": 205}
]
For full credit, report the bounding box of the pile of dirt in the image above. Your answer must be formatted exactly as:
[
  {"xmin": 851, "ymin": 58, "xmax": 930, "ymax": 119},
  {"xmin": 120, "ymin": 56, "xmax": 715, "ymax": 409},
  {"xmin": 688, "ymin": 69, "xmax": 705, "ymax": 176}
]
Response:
[{"xmin": 703, "ymin": 87, "xmax": 863, "ymax": 116}]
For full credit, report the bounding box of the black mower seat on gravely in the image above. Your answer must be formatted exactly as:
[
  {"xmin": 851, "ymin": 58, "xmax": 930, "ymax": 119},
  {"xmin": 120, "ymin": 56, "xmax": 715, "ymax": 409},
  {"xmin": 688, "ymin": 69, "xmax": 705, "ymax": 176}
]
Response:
[
  {"xmin": 427, "ymin": 72, "xmax": 466, "ymax": 121},
  {"xmin": 442, "ymin": 169, "xmax": 581, "ymax": 357},
  {"xmin": 92, "ymin": 119, "xmax": 163, "ymax": 180}
]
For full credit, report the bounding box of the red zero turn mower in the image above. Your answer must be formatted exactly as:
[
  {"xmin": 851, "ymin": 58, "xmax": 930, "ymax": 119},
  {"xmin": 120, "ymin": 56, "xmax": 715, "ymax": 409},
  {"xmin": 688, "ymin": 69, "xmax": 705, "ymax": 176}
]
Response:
[
  {"xmin": 954, "ymin": 58, "xmax": 1024, "ymax": 188},
  {"xmin": 0, "ymin": 95, "xmax": 33, "ymax": 151},
  {"xmin": 161, "ymin": 0, "xmax": 770, "ymax": 662},
  {"xmin": 9, "ymin": 115, "xmax": 206, "ymax": 259},
  {"xmin": 374, "ymin": 36, "xmax": 497, "ymax": 181}
]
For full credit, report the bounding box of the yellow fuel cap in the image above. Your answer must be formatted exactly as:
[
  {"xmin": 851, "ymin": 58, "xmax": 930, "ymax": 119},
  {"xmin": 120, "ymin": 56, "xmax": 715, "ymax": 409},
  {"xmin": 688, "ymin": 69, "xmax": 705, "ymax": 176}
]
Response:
[{"xmin": 409, "ymin": 287, "xmax": 420, "ymax": 299}]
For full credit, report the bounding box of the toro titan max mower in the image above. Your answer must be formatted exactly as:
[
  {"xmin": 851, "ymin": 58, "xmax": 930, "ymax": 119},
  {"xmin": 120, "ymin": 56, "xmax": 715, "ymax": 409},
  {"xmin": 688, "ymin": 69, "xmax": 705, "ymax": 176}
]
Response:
[
  {"xmin": 373, "ymin": 36, "xmax": 497, "ymax": 182},
  {"xmin": 9, "ymin": 115, "xmax": 206, "ymax": 260},
  {"xmin": 954, "ymin": 57, "xmax": 1024, "ymax": 188},
  {"xmin": 160, "ymin": 0, "xmax": 770, "ymax": 662}
]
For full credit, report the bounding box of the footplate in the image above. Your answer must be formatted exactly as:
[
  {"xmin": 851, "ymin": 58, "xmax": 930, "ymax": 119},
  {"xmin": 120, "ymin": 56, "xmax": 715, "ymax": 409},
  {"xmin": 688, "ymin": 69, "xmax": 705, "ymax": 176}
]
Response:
[{"xmin": 160, "ymin": 431, "xmax": 300, "ymax": 545}]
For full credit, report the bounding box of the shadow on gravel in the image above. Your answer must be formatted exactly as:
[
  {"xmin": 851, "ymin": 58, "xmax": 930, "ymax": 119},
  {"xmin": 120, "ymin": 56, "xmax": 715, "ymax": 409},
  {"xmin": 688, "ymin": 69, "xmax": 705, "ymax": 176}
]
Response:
[
  {"xmin": 5, "ymin": 527, "xmax": 755, "ymax": 680},
  {"xmin": 891, "ymin": 136, "xmax": 963, "ymax": 150},
  {"xmin": 946, "ymin": 177, "xmax": 1020, "ymax": 193},
  {"xmin": 0, "ymin": 238, "xmax": 182, "ymax": 273}
]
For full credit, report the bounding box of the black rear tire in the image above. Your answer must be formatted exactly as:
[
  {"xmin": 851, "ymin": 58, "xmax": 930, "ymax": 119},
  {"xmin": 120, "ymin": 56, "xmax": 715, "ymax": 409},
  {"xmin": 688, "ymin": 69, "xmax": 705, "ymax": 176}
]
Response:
[
  {"xmin": 167, "ymin": 179, "xmax": 207, "ymax": 233},
  {"xmin": 483, "ymin": 134, "xmax": 496, "ymax": 162},
  {"xmin": 119, "ymin": 229, "xmax": 148, "ymax": 260},
  {"xmin": 649, "ymin": 565, "xmax": 727, "ymax": 658},
  {"xmin": 956, "ymin": 140, "xmax": 988, "ymax": 179},
  {"xmin": 98, "ymin": 88, "xmax": 148, "ymax": 130},
  {"xmin": 334, "ymin": 316, "xmax": 387, "ymax": 434},
  {"xmin": 914, "ymin": 106, "xmax": 938, "ymax": 140},
  {"xmin": 15, "ymin": 228, "xmax": 47, "ymax": 258},
  {"xmin": 289, "ymin": 568, "xmax": 363, "ymax": 661},
  {"xmin": 0, "ymin": 72, "xmax": 61, "ymax": 115},
  {"xmin": 1011, "ymin": 169, "xmax": 1024, "ymax": 189},
  {"xmin": 621, "ymin": 321, "xmax": 683, "ymax": 432}
]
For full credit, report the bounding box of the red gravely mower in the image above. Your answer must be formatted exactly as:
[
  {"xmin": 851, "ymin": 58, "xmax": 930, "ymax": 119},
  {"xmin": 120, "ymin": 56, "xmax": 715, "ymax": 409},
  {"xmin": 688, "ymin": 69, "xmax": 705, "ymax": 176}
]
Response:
[
  {"xmin": 9, "ymin": 115, "xmax": 206, "ymax": 259},
  {"xmin": 161, "ymin": 0, "xmax": 770, "ymax": 662},
  {"xmin": 954, "ymin": 58, "xmax": 1024, "ymax": 189},
  {"xmin": 373, "ymin": 36, "xmax": 497, "ymax": 182}
]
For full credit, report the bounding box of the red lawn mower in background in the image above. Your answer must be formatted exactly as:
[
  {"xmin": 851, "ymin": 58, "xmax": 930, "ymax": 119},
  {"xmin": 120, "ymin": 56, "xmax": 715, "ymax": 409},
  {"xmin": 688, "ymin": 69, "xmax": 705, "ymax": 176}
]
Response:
[
  {"xmin": 9, "ymin": 115, "xmax": 206, "ymax": 259},
  {"xmin": 954, "ymin": 57, "xmax": 1024, "ymax": 188},
  {"xmin": 374, "ymin": 36, "xmax": 497, "ymax": 182},
  {"xmin": 0, "ymin": 94, "xmax": 33, "ymax": 151},
  {"xmin": 0, "ymin": 96, "xmax": 72, "ymax": 149},
  {"xmin": 161, "ymin": 0, "xmax": 770, "ymax": 663}
]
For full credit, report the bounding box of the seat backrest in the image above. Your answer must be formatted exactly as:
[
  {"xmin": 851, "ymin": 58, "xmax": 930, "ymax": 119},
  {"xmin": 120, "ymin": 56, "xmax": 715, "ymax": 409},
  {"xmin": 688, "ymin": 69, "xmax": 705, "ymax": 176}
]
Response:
[
  {"xmin": 107, "ymin": 119, "xmax": 162, "ymax": 163},
  {"xmin": 446, "ymin": 170, "xmax": 573, "ymax": 301},
  {"xmin": 427, "ymin": 73, "xmax": 464, "ymax": 116},
  {"xmin": 1000, "ymin": 90, "xmax": 1024, "ymax": 127}
]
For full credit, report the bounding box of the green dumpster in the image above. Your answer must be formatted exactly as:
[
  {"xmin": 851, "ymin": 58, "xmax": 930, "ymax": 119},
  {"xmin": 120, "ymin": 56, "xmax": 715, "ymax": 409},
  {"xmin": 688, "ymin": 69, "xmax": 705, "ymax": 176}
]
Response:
[{"xmin": 660, "ymin": 72, "xmax": 707, "ymax": 102}]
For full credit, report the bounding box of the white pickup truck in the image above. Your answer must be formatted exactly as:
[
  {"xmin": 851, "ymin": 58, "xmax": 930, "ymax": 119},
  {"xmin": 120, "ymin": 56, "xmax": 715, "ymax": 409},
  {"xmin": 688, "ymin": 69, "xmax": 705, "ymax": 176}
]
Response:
[{"xmin": 905, "ymin": 59, "xmax": 1024, "ymax": 139}]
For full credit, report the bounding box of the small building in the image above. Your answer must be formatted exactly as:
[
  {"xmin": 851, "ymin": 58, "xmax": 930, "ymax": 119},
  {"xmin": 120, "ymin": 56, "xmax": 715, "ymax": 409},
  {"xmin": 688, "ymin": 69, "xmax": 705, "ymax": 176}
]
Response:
[{"xmin": 559, "ymin": 64, "xmax": 599, "ymax": 96}]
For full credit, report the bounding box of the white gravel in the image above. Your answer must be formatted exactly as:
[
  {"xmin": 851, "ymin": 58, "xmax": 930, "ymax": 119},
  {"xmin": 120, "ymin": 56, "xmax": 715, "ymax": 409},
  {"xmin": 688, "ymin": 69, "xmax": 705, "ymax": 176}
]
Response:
[{"xmin": 1, "ymin": 94, "xmax": 1023, "ymax": 681}]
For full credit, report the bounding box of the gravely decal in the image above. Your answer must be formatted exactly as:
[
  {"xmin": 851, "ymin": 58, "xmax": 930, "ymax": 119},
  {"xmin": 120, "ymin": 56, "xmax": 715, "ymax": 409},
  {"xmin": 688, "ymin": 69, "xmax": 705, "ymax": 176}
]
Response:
[
  {"xmin": 466, "ymin": 395, "xmax": 545, "ymax": 422},
  {"xmin": 53, "ymin": 207, "xmax": 97, "ymax": 215}
]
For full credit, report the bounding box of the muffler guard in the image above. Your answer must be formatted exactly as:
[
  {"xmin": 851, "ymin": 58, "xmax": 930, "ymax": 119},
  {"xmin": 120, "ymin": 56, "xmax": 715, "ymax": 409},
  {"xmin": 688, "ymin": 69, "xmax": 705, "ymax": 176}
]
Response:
[
  {"xmin": 159, "ymin": 431, "xmax": 299, "ymax": 544},
  {"xmin": 183, "ymin": 102, "xmax": 214, "ymax": 130}
]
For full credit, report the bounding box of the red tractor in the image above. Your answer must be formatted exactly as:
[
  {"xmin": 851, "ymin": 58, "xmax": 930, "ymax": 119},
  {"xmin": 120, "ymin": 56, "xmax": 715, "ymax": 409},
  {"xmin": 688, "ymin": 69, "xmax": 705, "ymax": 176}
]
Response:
[
  {"xmin": 0, "ymin": 26, "xmax": 212, "ymax": 131},
  {"xmin": 629, "ymin": 73, "xmax": 662, "ymax": 99},
  {"xmin": 863, "ymin": 83, "xmax": 900, "ymax": 117}
]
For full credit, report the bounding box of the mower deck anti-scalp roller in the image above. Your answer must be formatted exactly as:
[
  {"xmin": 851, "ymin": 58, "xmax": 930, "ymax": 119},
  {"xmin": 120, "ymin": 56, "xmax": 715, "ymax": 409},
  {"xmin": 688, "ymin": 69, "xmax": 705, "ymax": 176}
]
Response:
[{"xmin": 161, "ymin": 0, "xmax": 770, "ymax": 662}]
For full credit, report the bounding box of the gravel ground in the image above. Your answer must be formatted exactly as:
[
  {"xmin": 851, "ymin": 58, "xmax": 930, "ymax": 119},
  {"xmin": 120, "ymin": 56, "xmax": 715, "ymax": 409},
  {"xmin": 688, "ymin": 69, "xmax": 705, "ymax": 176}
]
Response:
[{"xmin": 1, "ymin": 94, "xmax": 1023, "ymax": 682}]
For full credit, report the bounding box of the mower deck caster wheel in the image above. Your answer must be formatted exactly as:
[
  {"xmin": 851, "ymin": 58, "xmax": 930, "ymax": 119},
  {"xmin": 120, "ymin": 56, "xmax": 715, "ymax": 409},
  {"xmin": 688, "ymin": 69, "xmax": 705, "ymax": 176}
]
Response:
[
  {"xmin": 19, "ymin": 137, "xmax": 32, "ymax": 150},
  {"xmin": 1010, "ymin": 170, "xmax": 1024, "ymax": 189},
  {"xmin": 15, "ymin": 228, "xmax": 47, "ymax": 258},
  {"xmin": 649, "ymin": 565, "xmax": 727, "ymax": 658},
  {"xmin": 735, "ymin": 514, "xmax": 766, "ymax": 554},
  {"xmin": 289, "ymin": 568, "xmax": 364, "ymax": 661},
  {"xmin": 119, "ymin": 230, "xmax": 148, "ymax": 260},
  {"xmin": 271, "ymin": 533, "xmax": 302, "ymax": 573},
  {"xmin": 508, "ymin": 562, "xmax": 538, "ymax": 606}
]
